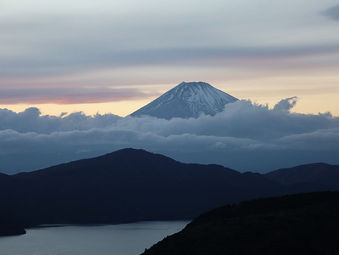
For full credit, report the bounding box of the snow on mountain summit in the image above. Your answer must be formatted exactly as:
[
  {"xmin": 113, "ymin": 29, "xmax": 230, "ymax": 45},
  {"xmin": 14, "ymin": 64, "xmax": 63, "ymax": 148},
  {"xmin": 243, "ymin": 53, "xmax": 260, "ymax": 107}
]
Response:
[{"xmin": 130, "ymin": 82, "xmax": 238, "ymax": 119}]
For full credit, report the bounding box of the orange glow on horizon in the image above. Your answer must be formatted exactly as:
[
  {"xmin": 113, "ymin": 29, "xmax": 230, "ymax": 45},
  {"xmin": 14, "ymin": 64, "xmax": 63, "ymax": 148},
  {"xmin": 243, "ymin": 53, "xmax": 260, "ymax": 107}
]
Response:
[
  {"xmin": 1, "ymin": 75, "xmax": 339, "ymax": 117},
  {"xmin": 0, "ymin": 99, "xmax": 154, "ymax": 117},
  {"xmin": 1, "ymin": 92, "xmax": 338, "ymax": 117}
]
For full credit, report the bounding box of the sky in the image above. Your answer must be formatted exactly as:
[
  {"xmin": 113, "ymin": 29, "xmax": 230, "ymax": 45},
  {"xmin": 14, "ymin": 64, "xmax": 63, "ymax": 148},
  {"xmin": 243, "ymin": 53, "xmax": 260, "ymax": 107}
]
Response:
[
  {"xmin": 1, "ymin": 0, "xmax": 339, "ymax": 116},
  {"xmin": 1, "ymin": 0, "xmax": 339, "ymax": 173}
]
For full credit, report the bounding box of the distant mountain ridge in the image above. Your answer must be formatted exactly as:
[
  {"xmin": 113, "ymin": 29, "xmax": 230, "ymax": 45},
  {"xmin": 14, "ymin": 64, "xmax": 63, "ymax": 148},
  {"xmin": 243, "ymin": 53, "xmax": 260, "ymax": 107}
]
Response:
[
  {"xmin": 265, "ymin": 163, "xmax": 339, "ymax": 187},
  {"xmin": 131, "ymin": 82, "xmax": 238, "ymax": 119},
  {"xmin": 0, "ymin": 148, "xmax": 339, "ymax": 236}
]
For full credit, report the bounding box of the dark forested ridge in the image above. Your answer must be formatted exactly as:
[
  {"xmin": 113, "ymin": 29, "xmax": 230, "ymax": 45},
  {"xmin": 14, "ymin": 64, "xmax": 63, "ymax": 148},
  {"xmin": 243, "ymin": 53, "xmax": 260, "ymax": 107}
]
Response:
[
  {"xmin": 141, "ymin": 192, "xmax": 339, "ymax": 255},
  {"xmin": 1, "ymin": 148, "xmax": 339, "ymax": 236}
]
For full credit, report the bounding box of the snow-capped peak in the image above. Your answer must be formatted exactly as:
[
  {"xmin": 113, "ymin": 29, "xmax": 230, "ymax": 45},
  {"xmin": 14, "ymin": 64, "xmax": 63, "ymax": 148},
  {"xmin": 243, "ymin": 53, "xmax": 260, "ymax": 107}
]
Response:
[{"xmin": 130, "ymin": 81, "xmax": 238, "ymax": 119}]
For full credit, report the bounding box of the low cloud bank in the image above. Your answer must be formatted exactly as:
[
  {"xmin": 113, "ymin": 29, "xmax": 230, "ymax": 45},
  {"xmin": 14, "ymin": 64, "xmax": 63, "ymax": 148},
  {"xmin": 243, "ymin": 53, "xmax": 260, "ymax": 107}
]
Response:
[{"xmin": 1, "ymin": 98, "xmax": 338, "ymax": 173}]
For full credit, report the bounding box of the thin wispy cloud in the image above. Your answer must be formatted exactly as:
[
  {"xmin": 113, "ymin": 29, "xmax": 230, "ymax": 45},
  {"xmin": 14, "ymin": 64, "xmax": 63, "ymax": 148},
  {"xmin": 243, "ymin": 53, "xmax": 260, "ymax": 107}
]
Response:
[
  {"xmin": 2, "ymin": 44, "xmax": 339, "ymax": 78},
  {"xmin": 0, "ymin": 87, "xmax": 158, "ymax": 104}
]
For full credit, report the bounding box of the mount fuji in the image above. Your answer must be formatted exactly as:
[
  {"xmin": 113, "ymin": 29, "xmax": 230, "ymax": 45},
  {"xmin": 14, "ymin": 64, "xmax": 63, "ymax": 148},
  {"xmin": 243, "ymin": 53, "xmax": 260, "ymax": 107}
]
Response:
[{"xmin": 131, "ymin": 82, "xmax": 238, "ymax": 119}]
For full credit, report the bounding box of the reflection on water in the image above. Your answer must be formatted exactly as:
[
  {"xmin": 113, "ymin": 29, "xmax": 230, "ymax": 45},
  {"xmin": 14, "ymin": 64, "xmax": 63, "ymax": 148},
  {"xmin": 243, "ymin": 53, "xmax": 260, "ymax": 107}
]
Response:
[{"xmin": 0, "ymin": 221, "xmax": 188, "ymax": 255}]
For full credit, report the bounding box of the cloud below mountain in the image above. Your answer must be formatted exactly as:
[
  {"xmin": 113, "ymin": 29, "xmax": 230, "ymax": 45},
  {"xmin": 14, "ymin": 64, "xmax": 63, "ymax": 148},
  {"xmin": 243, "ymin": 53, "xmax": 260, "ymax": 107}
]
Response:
[{"xmin": 1, "ymin": 97, "xmax": 338, "ymax": 173}]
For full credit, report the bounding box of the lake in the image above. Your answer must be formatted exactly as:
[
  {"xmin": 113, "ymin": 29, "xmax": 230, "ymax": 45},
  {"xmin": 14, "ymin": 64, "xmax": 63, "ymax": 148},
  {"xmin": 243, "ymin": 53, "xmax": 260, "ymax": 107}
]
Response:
[{"xmin": 0, "ymin": 221, "xmax": 188, "ymax": 255}]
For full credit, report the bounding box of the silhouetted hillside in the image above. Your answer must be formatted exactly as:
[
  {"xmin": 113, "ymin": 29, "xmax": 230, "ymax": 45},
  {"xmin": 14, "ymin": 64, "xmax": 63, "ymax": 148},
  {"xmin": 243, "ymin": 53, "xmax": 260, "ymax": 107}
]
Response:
[
  {"xmin": 9, "ymin": 149, "xmax": 280, "ymax": 227},
  {"xmin": 0, "ymin": 149, "xmax": 339, "ymax": 236},
  {"xmin": 142, "ymin": 192, "xmax": 339, "ymax": 255},
  {"xmin": 0, "ymin": 213, "xmax": 26, "ymax": 236},
  {"xmin": 0, "ymin": 174, "xmax": 26, "ymax": 236}
]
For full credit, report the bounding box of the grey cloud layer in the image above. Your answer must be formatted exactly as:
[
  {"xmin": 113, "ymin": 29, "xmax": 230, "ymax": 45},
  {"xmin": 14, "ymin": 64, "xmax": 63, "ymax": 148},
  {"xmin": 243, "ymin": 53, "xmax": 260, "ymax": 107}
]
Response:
[
  {"xmin": 1, "ymin": 0, "xmax": 339, "ymax": 83},
  {"xmin": 1, "ymin": 98, "xmax": 338, "ymax": 173},
  {"xmin": 0, "ymin": 107, "xmax": 121, "ymax": 133},
  {"xmin": 4, "ymin": 43, "xmax": 339, "ymax": 73},
  {"xmin": 324, "ymin": 4, "xmax": 339, "ymax": 20},
  {"xmin": 0, "ymin": 87, "xmax": 157, "ymax": 104}
]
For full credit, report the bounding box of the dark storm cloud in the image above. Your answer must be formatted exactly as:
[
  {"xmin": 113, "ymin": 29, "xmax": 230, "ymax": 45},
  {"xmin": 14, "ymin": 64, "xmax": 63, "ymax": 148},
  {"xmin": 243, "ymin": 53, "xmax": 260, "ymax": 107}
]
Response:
[
  {"xmin": 0, "ymin": 87, "xmax": 158, "ymax": 104},
  {"xmin": 1, "ymin": 98, "xmax": 339, "ymax": 173},
  {"xmin": 324, "ymin": 4, "xmax": 339, "ymax": 20}
]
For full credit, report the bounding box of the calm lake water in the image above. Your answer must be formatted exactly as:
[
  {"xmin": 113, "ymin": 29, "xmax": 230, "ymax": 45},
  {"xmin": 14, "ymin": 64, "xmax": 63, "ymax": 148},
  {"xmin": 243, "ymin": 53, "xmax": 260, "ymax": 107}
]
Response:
[{"xmin": 0, "ymin": 221, "xmax": 188, "ymax": 255}]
